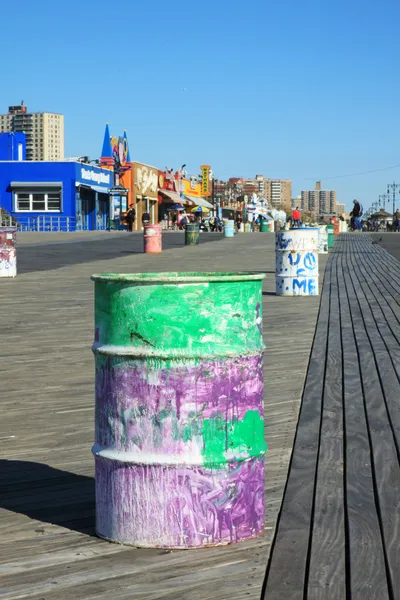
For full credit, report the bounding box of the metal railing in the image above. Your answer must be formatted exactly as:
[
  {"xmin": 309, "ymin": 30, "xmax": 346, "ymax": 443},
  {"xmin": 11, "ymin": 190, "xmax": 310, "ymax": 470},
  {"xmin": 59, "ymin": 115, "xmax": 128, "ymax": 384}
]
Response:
[{"xmin": 0, "ymin": 215, "xmax": 76, "ymax": 232}]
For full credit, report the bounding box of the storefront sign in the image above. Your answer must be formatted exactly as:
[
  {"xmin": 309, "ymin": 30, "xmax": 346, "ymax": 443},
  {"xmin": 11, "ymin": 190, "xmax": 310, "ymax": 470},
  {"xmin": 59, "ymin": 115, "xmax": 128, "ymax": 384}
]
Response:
[
  {"xmin": 201, "ymin": 165, "xmax": 211, "ymax": 197},
  {"xmin": 79, "ymin": 166, "xmax": 111, "ymax": 186},
  {"xmin": 181, "ymin": 179, "xmax": 202, "ymax": 197},
  {"xmin": 134, "ymin": 163, "xmax": 158, "ymax": 200}
]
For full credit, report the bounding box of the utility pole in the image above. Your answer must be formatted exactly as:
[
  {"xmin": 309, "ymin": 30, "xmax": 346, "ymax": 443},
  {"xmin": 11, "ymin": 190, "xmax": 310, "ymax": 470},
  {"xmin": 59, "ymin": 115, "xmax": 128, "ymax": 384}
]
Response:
[
  {"xmin": 387, "ymin": 182, "xmax": 400, "ymax": 215},
  {"xmin": 379, "ymin": 193, "xmax": 389, "ymax": 209}
]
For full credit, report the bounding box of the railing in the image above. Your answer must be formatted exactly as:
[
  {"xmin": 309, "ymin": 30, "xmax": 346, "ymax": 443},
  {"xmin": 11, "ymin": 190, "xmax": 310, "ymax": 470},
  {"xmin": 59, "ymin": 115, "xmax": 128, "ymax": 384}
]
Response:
[{"xmin": 0, "ymin": 215, "xmax": 77, "ymax": 232}]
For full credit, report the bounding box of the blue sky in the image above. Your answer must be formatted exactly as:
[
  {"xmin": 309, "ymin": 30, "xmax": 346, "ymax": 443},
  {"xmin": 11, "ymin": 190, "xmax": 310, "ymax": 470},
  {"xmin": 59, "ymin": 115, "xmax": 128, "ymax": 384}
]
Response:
[{"xmin": 1, "ymin": 0, "xmax": 400, "ymax": 211}]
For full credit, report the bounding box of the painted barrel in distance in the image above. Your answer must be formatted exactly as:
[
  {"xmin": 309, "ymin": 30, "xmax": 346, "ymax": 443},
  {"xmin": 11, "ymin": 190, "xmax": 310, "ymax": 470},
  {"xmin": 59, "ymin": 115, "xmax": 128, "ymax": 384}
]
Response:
[
  {"xmin": 275, "ymin": 228, "xmax": 319, "ymax": 296},
  {"xmin": 327, "ymin": 224, "xmax": 334, "ymax": 248},
  {"xmin": 268, "ymin": 220, "xmax": 275, "ymax": 233},
  {"xmin": 91, "ymin": 271, "xmax": 267, "ymax": 549},
  {"xmin": 318, "ymin": 226, "xmax": 328, "ymax": 254},
  {"xmin": 333, "ymin": 218, "xmax": 340, "ymax": 235},
  {"xmin": 244, "ymin": 222, "xmax": 251, "ymax": 232},
  {"xmin": 185, "ymin": 223, "xmax": 199, "ymax": 246},
  {"xmin": 143, "ymin": 223, "xmax": 162, "ymax": 254},
  {"xmin": 224, "ymin": 219, "xmax": 235, "ymax": 238},
  {"xmin": 0, "ymin": 227, "xmax": 17, "ymax": 278},
  {"xmin": 260, "ymin": 221, "xmax": 269, "ymax": 232}
]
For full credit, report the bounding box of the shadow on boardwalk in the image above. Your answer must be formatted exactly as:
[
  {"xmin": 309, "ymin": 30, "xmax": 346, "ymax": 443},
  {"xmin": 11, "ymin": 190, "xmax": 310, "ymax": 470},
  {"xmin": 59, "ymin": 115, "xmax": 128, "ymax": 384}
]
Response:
[{"xmin": 0, "ymin": 460, "xmax": 95, "ymax": 536}]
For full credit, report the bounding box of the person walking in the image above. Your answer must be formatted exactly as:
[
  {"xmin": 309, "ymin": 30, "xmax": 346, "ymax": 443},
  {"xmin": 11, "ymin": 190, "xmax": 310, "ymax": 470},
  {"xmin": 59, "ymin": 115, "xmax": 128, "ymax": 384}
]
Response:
[
  {"xmin": 292, "ymin": 207, "xmax": 301, "ymax": 227},
  {"xmin": 126, "ymin": 204, "xmax": 136, "ymax": 232},
  {"xmin": 394, "ymin": 209, "xmax": 400, "ymax": 232},
  {"xmin": 350, "ymin": 199, "xmax": 362, "ymax": 231}
]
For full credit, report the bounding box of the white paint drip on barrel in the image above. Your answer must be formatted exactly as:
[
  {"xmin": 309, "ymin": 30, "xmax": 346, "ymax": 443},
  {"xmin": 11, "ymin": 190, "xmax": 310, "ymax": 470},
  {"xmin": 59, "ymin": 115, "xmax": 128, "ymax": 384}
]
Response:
[{"xmin": 275, "ymin": 228, "xmax": 319, "ymax": 296}]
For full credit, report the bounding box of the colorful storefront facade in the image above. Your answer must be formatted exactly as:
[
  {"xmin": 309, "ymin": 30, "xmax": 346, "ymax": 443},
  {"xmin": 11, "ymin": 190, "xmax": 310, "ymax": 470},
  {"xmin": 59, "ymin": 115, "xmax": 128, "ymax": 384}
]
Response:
[{"xmin": 0, "ymin": 161, "xmax": 112, "ymax": 231}]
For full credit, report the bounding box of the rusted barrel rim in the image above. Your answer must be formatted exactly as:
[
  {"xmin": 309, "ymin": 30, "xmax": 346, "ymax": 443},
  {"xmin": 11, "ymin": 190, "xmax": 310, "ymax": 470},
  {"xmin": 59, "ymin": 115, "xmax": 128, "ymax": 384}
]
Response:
[{"xmin": 91, "ymin": 271, "xmax": 267, "ymax": 283}]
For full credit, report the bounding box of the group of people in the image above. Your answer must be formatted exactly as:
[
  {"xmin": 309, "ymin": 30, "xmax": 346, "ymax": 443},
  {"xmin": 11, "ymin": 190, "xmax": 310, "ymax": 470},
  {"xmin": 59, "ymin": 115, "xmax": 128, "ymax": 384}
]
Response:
[{"xmin": 125, "ymin": 204, "xmax": 150, "ymax": 232}]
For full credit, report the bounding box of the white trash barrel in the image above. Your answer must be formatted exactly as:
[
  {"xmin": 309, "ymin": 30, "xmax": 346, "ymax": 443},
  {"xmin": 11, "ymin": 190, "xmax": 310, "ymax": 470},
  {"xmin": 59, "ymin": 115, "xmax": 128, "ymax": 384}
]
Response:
[
  {"xmin": 0, "ymin": 227, "xmax": 17, "ymax": 278},
  {"xmin": 318, "ymin": 226, "xmax": 328, "ymax": 254},
  {"xmin": 275, "ymin": 228, "xmax": 319, "ymax": 296},
  {"xmin": 339, "ymin": 221, "xmax": 348, "ymax": 233},
  {"xmin": 268, "ymin": 220, "xmax": 275, "ymax": 233}
]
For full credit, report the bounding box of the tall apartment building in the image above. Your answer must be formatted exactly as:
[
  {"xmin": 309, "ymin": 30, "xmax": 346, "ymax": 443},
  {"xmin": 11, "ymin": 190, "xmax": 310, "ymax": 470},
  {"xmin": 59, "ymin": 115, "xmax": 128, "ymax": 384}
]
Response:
[
  {"xmin": 301, "ymin": 182, "xmax": 337, "ymax": 214},
  {"xmin": 336, "ymin": 202, "xmax": 345, "ymax": 215},
  {"xmin": 264, "ymin": 179, "xmax": 292, "ymax": 212},
  {"xmin": 0, "ymin": 101, "xmax": 64, "ymax": 161}
]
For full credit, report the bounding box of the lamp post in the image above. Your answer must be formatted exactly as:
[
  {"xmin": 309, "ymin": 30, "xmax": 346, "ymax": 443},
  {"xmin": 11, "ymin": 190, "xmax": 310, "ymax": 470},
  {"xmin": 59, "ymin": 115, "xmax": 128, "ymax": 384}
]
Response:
[{"xmin": 387, "ymin": 182, "xmax": 400, "ymax": 215}]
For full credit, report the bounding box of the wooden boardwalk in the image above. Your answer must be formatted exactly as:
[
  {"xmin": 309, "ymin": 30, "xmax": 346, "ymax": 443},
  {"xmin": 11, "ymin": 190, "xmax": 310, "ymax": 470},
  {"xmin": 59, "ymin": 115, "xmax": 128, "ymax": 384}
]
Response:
[
  {"xmin": 0, "ymin": 231, "xmax": 326, "ymax": 600},
  {"xmin": 262, "ymin": 233, "xmax": 400, "ymax": 600}
]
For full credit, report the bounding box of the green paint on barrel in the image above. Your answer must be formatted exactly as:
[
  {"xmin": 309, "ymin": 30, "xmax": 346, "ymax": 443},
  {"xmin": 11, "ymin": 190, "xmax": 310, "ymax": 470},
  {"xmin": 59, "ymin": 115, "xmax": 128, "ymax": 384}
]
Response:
[
  {"xmin": 91, "ymin": 270, "xmax": 267, "ymax": 548},
  {"xmin": 327, "ymin": 224, "xmax": 334, "ymax": 248},
  {"xmin": 260, "ymin": 221, "xmax": 269, "ymax": 232},
  {"xmin": 202, "ymin": 409, "xmax": 266, "ymax": 466},
  {"xmin": 92, "ymin": 272, "xmax": 266, "ymax": 358},
  {"xmin": 185, "ymin": 223, "xmax": 199, "ymax": 246}
]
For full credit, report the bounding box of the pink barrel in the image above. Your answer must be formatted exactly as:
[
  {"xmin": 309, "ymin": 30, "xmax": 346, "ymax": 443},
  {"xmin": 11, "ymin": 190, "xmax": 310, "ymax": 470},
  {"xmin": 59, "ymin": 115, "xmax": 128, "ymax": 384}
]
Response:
[{"xmin": 143, "ymin": 224, "xmax": 162, "ymax": 254}]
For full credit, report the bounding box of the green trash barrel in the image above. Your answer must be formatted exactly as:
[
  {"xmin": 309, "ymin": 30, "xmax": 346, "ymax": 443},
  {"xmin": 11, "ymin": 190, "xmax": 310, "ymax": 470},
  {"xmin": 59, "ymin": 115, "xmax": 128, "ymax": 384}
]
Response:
[
  {"xmin": 185, "ymin": 223, "xmax": 199, "ymax": 246},
  {"xmin": 327, "ymin": 224, "xmax": 334, "ymax": 248},
  {"xmin": 260, "ymin": 221, "xmax": 269, "ymax": 232},
  {"xmin": 91, "ymin": 271, "xmax": 267, "ymax": 549}
]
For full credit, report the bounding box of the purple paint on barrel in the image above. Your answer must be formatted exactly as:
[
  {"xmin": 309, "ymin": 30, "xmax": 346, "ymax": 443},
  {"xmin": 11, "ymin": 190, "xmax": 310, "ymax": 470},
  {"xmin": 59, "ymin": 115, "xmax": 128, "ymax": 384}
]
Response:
[
  {"xmin": 93, "ymin": 354, "xmax": 266, "ymax": 548},
  {"xmin": 95, "ymin": 458, "xmax": 264, "ymax": 548}
]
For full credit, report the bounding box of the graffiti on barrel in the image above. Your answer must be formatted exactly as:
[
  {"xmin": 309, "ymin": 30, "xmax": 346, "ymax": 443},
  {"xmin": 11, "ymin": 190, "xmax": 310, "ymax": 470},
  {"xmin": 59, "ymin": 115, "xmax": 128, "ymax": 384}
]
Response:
[
  {"xmin": 0, "ymin": 228, "xmax": 17, "ymax": 278},
  {"xmin": 92, "ymin": 271, "xmax": 267, "ymax": 548},
  {"xmin": 275, "ymin": 229, "xmax": 319, "ymax": 296}
]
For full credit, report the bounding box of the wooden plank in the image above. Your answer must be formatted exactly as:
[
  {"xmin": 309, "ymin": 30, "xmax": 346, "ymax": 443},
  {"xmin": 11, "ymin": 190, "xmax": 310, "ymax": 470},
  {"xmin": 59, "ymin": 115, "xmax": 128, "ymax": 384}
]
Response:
[
  {"xmin": 306, "ymin": 254, "xmax": 346, "ymax": 599},
  {"xmin": 261, "ymin": 255, "xmax": 332, "ymax": 599},
  {"xmin": 341, "ymin": 235, "xmax": 400, "ymax": 596},
  {"xmin": 338, "ymin": 241, "xmax": 390, "ymax": 599}
]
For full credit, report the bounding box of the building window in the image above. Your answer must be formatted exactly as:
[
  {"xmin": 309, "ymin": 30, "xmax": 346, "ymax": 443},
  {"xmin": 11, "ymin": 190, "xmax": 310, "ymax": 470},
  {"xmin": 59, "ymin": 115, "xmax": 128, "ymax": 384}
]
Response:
[{"xmin": 14, "ymin": 189, "xmax": 62, "ymax": 212}]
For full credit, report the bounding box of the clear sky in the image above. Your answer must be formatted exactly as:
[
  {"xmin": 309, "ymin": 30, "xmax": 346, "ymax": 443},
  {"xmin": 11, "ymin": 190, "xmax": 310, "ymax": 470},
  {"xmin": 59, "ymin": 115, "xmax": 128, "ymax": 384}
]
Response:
[{"xmin": 1, "ymin": 0, "xmax": 400, "ymax": 211}]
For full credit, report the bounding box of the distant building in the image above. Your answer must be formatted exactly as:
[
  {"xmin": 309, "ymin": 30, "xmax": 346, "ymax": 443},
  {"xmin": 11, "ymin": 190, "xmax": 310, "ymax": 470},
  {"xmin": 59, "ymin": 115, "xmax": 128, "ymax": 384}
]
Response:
[
  {"xmin": 336, "ymin": 202, "xmax": 345, "ymax": 216},
  {"xmin": 213, "ymin": 175, "xmax": 292, "ymax": 211},
  {"xmin": 0, "ymin": 101, "xmax": 64, "ymax": 161},
  {"xmin": 301, "ymin": 181, "xmax": 337, "ymax": 214},
  {"xmin": 264, "ymin": 179, "xmax": 292, "ymax": 212}
]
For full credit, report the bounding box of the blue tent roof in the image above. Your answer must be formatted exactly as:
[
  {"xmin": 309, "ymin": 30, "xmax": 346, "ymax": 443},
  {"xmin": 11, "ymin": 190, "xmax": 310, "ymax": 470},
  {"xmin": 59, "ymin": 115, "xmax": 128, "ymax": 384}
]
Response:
[{"xmin": 101, "ymin": 123, "xmax": 112, "ymax": 158}]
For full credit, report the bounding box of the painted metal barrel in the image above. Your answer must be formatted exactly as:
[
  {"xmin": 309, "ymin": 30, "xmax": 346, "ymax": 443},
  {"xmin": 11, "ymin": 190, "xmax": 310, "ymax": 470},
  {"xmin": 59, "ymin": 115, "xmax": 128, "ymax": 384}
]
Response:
[
  {"xmin": 260, "ymin": 221, "xmax": 269, "ymax": 232},
  {"xmin": 91, "ymin": 271, "xmax": 267, "ymax": 549},
  {"xmin": 327, "ymin": 224, "xmax": 334, "ymax": 248},
  {"xmin": 0, "ymin": 227, "xmax": 17, "ymax": 278},
  {"xmin": 275, "ymin": 228, "xmax": 319, "ymax": 296},
  {"xmin": 185, "ymin": 223, "xmax": 199, "ymax": 246},
  {"xmin": 339, "ymin": 220, "xmax": 348, "ymax": 233},
  {"xmin": 224, "ymin": 219, "xmax": 235, "ymax": 238},
  {"xmin": 268, "ymin": 220, "xmax": 275, "ymax": 233},
  {"xmin": 244, "ymin": 222, "xmax": 251, "ymax": 232},
  {"xmin": 318, "ymin": 226, "xmax": 328, "ymax": 254},
  {"xmin": 333, "ymin": 218, "xmax": 340, "ymax": 235},
  {"xmin": 143, "ymin": 223, "xmax": 162, "ymax": 254}
]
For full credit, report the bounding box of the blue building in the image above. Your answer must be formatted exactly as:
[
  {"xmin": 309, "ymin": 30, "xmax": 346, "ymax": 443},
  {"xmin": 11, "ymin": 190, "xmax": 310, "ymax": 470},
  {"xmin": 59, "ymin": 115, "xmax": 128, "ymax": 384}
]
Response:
[
  {"xmin": 0, "ymin": 132, "xmax": 26, "ymax": 161},
  {"xmin": 0, "ymin": 160, "xmax": 113, "ymax": 231}
]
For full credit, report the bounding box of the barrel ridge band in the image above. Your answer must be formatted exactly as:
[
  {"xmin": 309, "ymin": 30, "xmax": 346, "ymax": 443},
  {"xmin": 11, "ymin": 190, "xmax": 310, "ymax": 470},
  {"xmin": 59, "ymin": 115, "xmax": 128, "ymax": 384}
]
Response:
[{"xmin": 92, "ymin": 343, "xmax": 265, "ymax": 359}]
